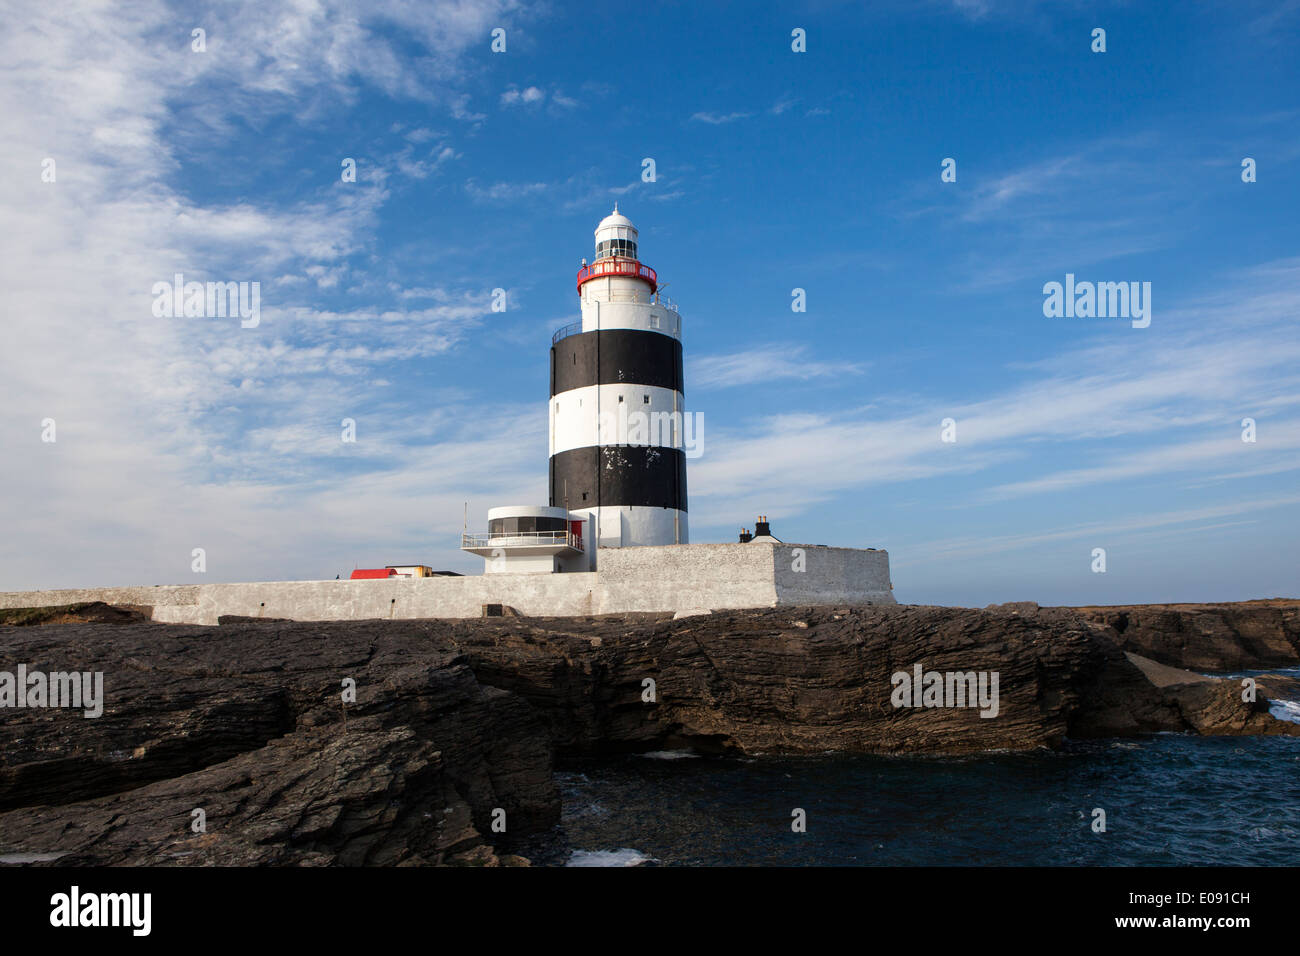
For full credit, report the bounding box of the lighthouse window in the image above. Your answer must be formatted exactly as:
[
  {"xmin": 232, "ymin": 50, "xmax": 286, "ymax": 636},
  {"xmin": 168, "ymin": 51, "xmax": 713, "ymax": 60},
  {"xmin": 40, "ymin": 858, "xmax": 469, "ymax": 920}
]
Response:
[
  {"xmin": 643, "ymin": 394, "xmax": 650, "ymax": 404},
  {"xmin": 596, "ymin": 238, "xmax": 638, "ymax": 259},
  {"xmin": 651, "ymin": 314, "xmax": 660, "ymax": 328},
  {"xmin": 618, "ymin": 395, "xmax": 624, "ymax": 403}
]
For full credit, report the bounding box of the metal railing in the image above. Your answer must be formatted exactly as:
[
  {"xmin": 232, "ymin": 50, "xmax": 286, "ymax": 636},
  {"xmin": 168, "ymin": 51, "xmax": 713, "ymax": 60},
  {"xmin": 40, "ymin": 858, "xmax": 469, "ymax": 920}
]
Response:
[
  {"xmin": 552, "ymin": 321, "xmax": 581, "ymax": 345},
  {"xmin": 576, "ymin": 257, "xmax": 657, "ymax": 293},
  {"xmin": 461, "ymin": 531, "xmax": 584, "ymax": 552}
]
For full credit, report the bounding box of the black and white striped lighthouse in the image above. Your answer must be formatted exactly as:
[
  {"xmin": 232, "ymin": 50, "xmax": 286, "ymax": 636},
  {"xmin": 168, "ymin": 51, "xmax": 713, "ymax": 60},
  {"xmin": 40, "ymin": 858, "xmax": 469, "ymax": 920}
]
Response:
[{"xmin": 549, "ymin": 207, "xmax": 688, "ymax": 552}]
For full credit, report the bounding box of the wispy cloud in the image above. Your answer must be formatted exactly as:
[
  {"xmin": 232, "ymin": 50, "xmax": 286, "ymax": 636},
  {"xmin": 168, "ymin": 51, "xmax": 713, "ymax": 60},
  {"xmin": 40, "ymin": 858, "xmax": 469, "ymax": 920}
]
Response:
[
  {"xmin": 690, "ymin": 110, "xmax": 753, "ymax": 124},
  {"xmin": 689, "ymin": 262, "xmax": 1300, "ymax": 527},
  {"xmin": 690, "ymin": 345, "xmax": 866, "ymax": 388},
  {"xmin": 465, "ymin": 179, "xmax": 549, "ymax": 202},
  {"xmin": 0, "ymin": 0, "xmax": 529, "ymax": 589},
  {"xmin": 898, "ymin": 495, "xmax": 1300, "ymax": 565}
]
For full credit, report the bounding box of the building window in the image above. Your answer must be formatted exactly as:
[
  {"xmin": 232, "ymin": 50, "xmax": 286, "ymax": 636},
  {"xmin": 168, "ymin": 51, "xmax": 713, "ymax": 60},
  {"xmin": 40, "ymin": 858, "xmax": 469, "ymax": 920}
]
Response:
[{"xmin": 489, "ymin": 515, "xmax": 567, "ymax": 536}]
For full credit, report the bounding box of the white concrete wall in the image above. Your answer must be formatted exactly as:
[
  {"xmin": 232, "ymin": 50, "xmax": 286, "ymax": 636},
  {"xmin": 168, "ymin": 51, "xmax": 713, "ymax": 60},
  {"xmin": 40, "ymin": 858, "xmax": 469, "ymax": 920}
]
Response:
[
  {"xmin": 0, "ymin": 585, "xmax": 200, "ymax": 611},
  {"xmin": 484, "ymin": 553, "xmax": 558, "ymax": 575},
  {"xmin": 579, "ymin": 284, "xmax": 682, "ymax": 339},
  {"xmin": 0, "ymin": 576, "xmax": 599, "ymax": 626},
  {"xmin": 595, "ymin": 542, "xmax": 777, "ymax": 613},
  {"xmin": 0, "ymin": 543, "xmax": 893, "ymax": 624},
  {"xmin": 588, "ymin": 506, "xmax": 687, "ymax": 551},
  {"xmin": 772, "ymin": 544, "xmax": 895, "ymax": 605}
]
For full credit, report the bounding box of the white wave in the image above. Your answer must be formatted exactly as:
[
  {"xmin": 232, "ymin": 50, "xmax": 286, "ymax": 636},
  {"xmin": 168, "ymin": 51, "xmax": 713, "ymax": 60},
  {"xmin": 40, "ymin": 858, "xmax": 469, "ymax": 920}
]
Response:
[
  {"xmin": 1268, "ymin": 698, "xmax": 1300, "ymax": 725},
  {"xmin": 566, "ymin": 848, "xmax": 653, "ymax": 867},
  {"xmin": 637, "ymin": 750, "xmax": 699, "ymax": 760},
  {"xmin": 0, "ymin": 852, "xmax": 64, "ymax": 864}
]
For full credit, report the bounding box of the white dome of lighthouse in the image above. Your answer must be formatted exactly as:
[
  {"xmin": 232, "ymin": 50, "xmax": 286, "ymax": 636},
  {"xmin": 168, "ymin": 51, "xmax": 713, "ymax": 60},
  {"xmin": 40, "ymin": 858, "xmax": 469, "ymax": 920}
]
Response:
[{"xmin": 594, "ymin": 205, "xmax": 638, "ymax": 260}]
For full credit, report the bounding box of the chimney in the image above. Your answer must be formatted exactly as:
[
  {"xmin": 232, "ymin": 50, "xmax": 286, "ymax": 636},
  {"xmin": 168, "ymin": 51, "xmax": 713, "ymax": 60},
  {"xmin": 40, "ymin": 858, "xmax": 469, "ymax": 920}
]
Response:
[
  {"xmin": 754, "ymin": 515, "xmax": 771, "ymax": 538},
  {"xmin": 738, "ymin": 527, "xmax": 752, "ymax": 543}
]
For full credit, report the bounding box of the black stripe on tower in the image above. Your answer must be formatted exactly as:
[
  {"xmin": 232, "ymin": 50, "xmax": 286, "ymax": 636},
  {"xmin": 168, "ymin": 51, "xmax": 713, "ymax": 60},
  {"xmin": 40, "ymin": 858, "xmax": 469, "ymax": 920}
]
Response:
[
  {"xmin": 551, "ymin": 329, "xmax": 683, "ymax": 395},
  {"xmin": 549, "ymin": 446, "xmax": 688, "ymax": 512}
]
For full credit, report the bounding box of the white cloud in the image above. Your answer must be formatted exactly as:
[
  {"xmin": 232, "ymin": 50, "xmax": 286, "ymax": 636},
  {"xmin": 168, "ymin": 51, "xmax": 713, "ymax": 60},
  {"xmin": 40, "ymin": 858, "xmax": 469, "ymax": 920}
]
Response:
[
  {"xmin": 690, "ymin": 110, "xmax": 753, "ymax": 124},
  {"xmin": 897, "ymin": 495, "xmax": 1300, "ymax": 565},
  {"xmin": 0, "ymin": 0, "xmax": 530, "ymax": 589},
  {"xmin": 501, "ymin": 85, "xmax": 546, "ymax": 106},
  {"xmin": 690, "ymin": 345, "xmax": 866, "ymax": 389},
  {"xmin": 688, "ymin": 265, "xmax": 1300, "ymax": 528},
  {"xmin": 465, "ymin": 179, "xmax": 549, "ymax": 202}
]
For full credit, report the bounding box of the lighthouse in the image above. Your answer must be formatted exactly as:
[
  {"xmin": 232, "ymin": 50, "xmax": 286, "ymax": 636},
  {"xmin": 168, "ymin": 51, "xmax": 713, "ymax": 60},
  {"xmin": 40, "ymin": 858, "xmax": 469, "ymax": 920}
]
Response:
[
  {"xmin": 461, "ymin": 208, "xmax": 689, "ymax": 574},
  {"xmin": 549, "ymin": 207, "xmax": 688, "ymax": 552}
]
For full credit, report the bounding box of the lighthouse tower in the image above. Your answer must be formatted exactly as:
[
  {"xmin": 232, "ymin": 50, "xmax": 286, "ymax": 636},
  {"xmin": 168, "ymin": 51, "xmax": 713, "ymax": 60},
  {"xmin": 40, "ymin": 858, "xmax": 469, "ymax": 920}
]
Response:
[{"xmin": 548, "ymin": 207, "xmax": 688, "ymax": 554}]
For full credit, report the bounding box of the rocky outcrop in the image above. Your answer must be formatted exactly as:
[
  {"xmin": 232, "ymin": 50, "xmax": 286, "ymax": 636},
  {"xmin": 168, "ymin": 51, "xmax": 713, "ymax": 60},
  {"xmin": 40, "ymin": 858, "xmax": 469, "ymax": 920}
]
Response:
[
  {"xmin": 441, "ymin": 604, "xmax": 1297, "ymax": 754},
  {"xmin": 1, "ymin": 601, "xmax": 1296, "ymax": 866},
  {"xmin": 0, "ymin": 601, "xmax": 150, "ymax": 627},
  {"xmin": 1064, "ymin": 600, "xmax": 1300, "ymax": 671},
  {"xmin": 1119, "ymin": 652, "xmax": 1292, "ymax": 736},
  {"xmin": 0, "ymin": 620, "xmax": 558, "ymax": 865}
]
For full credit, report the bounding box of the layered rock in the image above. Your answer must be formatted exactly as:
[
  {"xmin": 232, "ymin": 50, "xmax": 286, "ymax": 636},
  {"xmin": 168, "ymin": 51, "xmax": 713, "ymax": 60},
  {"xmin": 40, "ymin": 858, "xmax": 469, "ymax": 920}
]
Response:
[
  {"xmin": 0, "ymin": 619, "xmax": 558, "ymax": 865},
  {"xmin": 1064, "ymin": 600, "xmax": 1300, "ymax": 671},
  {"xmin": 442, "ymin": 604, "xmax": 1297, "ymax": 755},
  {"xmin": 1, "ymin": 601, "xmax": 1296, "ymax": 866}
]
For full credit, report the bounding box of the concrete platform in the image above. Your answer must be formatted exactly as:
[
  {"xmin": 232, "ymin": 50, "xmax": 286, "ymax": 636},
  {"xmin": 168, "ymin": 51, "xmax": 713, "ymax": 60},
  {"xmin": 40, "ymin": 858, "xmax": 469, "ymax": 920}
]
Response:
[{"xmin": 0, "ymin": 542, "xmax": 894, "ymax": 625}]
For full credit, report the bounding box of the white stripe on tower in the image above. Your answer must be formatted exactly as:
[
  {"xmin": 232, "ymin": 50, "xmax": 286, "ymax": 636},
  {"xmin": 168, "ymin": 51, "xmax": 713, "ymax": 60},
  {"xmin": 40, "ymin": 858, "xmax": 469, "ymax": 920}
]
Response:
[{"xmin": 550, "ymin": 384, "xmax": 685, "ymax": 457}]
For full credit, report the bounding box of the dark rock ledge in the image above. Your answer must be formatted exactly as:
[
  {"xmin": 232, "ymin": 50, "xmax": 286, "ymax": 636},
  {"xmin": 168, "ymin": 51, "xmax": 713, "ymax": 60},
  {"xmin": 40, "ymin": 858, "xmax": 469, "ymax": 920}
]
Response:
[{"xmin": 1, "ymin": 600, "xmax": 1296, "ymax": 865}]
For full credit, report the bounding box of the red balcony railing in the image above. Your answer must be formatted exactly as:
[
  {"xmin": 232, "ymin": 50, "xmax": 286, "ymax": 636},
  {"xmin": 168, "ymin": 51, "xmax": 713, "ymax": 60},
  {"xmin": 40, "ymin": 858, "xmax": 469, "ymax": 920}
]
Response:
[{"xmin": 576, "ymin": 258, "xmax": 657, "ymax": 294}]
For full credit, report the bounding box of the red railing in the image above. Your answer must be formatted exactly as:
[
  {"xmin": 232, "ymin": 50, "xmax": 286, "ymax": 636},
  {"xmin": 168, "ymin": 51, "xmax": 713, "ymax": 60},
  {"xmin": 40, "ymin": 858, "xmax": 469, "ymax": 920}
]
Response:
[{"xmin": 576, "ymin": 258, "xmax": 657, "ymax": 294}]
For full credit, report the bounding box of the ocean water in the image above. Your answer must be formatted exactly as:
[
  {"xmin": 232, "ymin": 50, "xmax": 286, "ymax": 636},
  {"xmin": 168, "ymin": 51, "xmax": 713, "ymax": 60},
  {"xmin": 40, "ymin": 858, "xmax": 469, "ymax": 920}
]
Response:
[{"xmin": 518, "ymin": 735, "xmax": 1300, "ymax": 866}]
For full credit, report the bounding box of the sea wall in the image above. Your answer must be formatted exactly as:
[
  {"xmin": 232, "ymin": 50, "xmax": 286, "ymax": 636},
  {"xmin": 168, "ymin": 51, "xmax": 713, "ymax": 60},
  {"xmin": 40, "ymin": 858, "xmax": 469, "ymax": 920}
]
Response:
[{"xmin": 0, "ymin": 543, "xmax": 895, "ymax": 624}]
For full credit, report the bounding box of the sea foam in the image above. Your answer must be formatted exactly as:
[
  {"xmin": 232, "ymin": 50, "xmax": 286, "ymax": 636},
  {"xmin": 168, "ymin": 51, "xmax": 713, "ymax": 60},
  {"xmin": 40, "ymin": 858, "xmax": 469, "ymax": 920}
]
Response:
[
  {"xmin": 1267, "ymin": 697, "xmax": 1300, "ymax": 725},
  {"xmin": 566, "ymin": 848, "xmax": 653, "ymax": 867}
]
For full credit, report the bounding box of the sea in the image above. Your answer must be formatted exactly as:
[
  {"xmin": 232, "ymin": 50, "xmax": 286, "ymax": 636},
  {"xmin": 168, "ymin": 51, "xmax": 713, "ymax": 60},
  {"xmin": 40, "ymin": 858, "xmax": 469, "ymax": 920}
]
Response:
[{"xmin": 517, "ymin": 683, "xmax": 1300, "ymax": 867}]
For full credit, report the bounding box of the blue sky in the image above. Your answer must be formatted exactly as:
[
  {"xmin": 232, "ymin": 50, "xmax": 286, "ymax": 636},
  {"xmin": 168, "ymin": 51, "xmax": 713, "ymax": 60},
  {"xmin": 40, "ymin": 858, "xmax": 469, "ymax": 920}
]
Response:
[{"xmin": 2, "ymin": 0, "xmax": 1298, "ymax": 605}]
